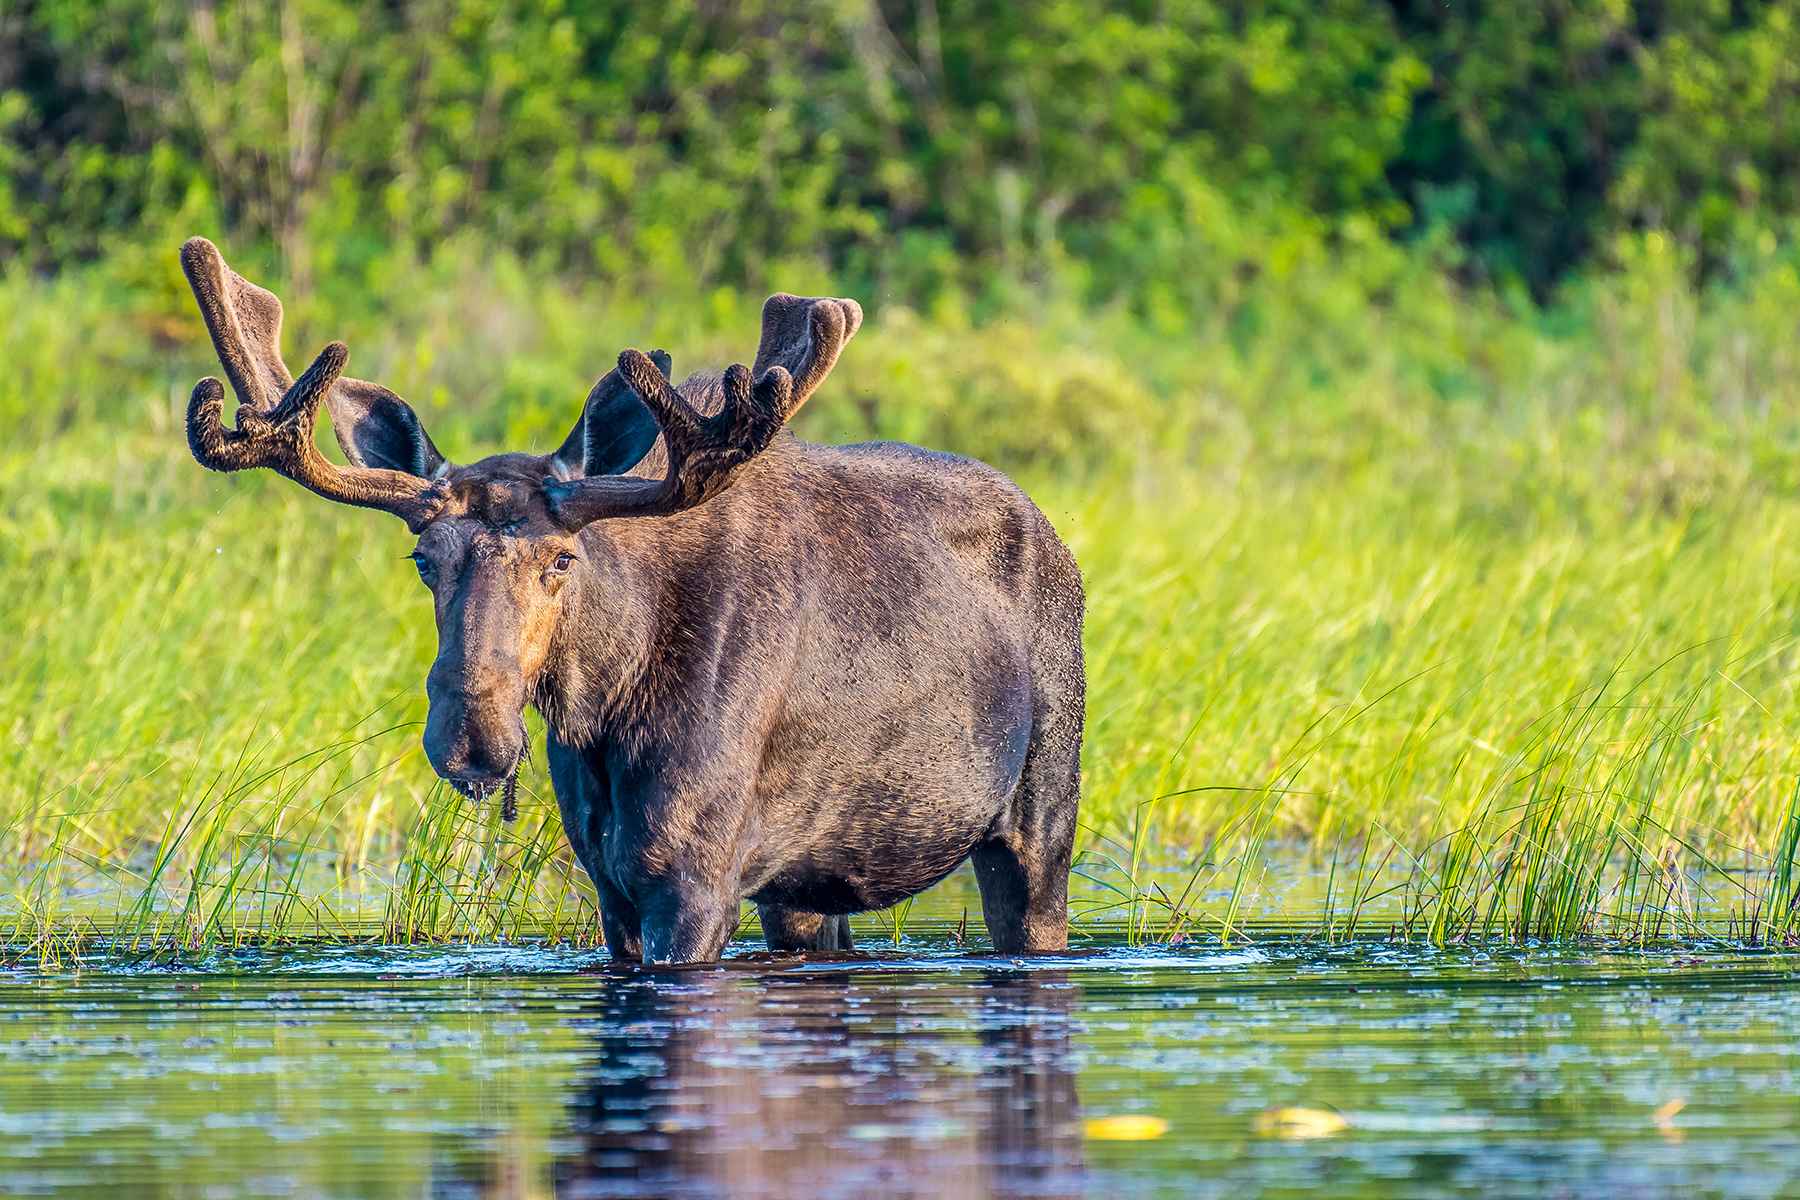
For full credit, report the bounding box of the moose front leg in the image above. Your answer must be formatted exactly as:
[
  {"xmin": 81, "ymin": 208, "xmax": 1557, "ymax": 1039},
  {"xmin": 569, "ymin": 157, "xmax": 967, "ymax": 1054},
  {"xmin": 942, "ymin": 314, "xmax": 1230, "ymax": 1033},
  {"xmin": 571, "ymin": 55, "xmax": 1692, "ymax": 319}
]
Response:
[
  {"xmin": 611, "ymin": 772, "xmax": 755, "ymax": 964},
  {"xmin": 637, "ymin": 880, "xmax": 741, "ymax": 964},
  {"xmin": 545, "ymin": 734, "xmax": 643, "ymax": 961},
  {"xmin": 593, "ymin": 875, "xmax": 645, "ymax": 963}
]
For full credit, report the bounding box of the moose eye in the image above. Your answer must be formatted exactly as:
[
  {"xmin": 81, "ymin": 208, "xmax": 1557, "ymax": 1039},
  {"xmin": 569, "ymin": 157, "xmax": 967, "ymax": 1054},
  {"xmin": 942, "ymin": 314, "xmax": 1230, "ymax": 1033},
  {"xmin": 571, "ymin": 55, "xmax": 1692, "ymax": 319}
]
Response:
[
  {"xmin": 551, "ymin": 552, "xmax": 576, "ymax": 572},
  {"xmin": 409, "ymin": 551, "xmax": 434, "ymax": 583}
]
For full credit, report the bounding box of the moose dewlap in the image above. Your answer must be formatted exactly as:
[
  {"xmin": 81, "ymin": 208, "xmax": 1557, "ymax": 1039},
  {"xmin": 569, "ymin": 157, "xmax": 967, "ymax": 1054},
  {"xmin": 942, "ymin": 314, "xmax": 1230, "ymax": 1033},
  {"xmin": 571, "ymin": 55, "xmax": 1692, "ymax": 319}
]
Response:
[{"xmin": 178, "ymin": 237, "xmax": 1085, "ymax": 964}]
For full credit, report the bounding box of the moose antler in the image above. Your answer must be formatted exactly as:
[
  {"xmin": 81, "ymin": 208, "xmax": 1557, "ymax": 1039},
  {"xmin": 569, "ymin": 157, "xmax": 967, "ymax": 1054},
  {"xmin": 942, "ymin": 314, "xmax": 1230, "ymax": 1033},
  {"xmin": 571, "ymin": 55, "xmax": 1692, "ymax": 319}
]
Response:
[
  {"xmin": 543, "ymin": 293, "xmax": 860, "ymax": 530},
  {"xmin": 181, "ymin": 237, "xmax": 449, "ymax": 530},
  {"xmin": 542, "ymin": 352, "xmax": 796, "ymax": 529},
  {"xmin": 751, "ymin": 293, "xmax": 862, "ymax": 414}
]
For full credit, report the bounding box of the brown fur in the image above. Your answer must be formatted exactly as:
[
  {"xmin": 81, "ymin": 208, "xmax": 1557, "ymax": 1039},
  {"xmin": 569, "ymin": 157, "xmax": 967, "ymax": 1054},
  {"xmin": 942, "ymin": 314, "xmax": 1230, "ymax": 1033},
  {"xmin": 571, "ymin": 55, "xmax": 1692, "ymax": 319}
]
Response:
[{"xmin": 178, "ymin": 239, "xmax": 1085, "ymax": 964}]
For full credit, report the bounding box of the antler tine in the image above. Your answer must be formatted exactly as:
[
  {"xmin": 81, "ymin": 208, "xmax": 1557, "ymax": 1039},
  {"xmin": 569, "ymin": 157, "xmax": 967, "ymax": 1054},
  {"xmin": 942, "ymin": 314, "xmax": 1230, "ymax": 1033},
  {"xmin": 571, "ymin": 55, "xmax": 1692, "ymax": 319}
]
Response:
[
  {"xmin": 543, "ymin": 350, "xmax": 795, "ymax": 531},
  {"xmin": 187, "ymin": 341, "xmax": 343, "ymax": 472},
  {"xmin": 187, "ymin": 340, "xmax": 449, "ymax": 529},
  {"xmin": 180, "ymin": 237, "xmax": 294, "ymax": 413},
  {"xmin": 750, "ymin": 293, "xmax": 862, "ymax": 414}
]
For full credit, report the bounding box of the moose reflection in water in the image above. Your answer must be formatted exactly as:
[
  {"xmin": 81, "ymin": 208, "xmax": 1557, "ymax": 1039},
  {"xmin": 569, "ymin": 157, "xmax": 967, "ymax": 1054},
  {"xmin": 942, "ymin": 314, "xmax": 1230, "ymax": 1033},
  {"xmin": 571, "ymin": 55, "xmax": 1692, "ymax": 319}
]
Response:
[{"xmin": 556, "ymin": 969, "xmax": 1084, "ymax": 1198}]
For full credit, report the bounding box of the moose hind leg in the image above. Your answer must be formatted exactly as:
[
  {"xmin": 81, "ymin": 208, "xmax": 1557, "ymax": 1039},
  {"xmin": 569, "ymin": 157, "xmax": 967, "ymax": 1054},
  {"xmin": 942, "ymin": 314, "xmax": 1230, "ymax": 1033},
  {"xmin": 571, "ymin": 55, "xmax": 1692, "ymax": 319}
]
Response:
[
  {"xmin": 975, "ymin": 685, "xmax": 1081, "ymax": 955},
  {"xmin": 758, "ymin": 904, "xmax": 854, "ymax": 953},
  {"xmin": 973, "ymin": 833, "xmax": 1072, "ymax": 954}
]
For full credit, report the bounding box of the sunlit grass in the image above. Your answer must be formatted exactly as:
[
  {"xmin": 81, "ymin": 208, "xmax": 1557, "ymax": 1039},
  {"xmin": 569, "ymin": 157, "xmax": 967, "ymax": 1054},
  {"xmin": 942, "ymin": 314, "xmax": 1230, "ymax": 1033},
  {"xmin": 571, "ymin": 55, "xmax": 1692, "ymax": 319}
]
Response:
[{"xmin": 6, "ymin": 245, "xmax": 1800, "ymax": 960}]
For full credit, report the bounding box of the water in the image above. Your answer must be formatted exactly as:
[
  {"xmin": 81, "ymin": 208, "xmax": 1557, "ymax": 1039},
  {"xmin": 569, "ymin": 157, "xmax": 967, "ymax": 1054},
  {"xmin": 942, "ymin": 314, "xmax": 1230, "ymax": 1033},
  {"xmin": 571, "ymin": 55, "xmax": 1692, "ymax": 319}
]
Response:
[{"xmin": 4, "ymin": 938, "xmax": 1799, "ymax": 1198}]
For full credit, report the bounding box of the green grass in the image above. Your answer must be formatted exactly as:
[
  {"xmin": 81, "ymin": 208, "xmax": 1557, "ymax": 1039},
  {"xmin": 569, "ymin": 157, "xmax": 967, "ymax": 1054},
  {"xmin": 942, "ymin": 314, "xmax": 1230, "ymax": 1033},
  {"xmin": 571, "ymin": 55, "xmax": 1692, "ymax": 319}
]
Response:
[{"xmin": 7, "ymin": 240, "xmax": 1800, "ymax": 960}]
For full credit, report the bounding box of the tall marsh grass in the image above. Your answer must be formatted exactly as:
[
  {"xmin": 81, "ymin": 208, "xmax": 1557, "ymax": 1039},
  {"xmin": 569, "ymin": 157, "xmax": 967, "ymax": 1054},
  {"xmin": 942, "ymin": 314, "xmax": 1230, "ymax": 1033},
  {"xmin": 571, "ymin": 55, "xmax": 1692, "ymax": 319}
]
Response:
[{"xmin": 6, "ymin": 234, "xmax": 1800, "ymax": 958}]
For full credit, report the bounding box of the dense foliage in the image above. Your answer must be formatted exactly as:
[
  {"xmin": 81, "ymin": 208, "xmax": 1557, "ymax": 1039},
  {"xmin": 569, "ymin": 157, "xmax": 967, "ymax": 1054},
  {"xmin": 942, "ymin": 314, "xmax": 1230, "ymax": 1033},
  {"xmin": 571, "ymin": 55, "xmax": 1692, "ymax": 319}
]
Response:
[{"xmin": 6, "ymin": 0, "xmax": 1800, "ymax": 303}]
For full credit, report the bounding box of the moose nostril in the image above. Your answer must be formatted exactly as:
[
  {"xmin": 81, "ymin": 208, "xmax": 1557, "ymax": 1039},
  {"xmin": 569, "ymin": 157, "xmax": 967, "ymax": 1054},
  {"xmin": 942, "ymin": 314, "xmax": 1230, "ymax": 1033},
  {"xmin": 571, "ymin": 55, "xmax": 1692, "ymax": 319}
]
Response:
[
  {"xmin": 422, "ymin": 728, "xmax": 462, "ymax": 777},
  {"xmin": 434, "ymin": 724, "xmax": 522, "ymax": 782}
]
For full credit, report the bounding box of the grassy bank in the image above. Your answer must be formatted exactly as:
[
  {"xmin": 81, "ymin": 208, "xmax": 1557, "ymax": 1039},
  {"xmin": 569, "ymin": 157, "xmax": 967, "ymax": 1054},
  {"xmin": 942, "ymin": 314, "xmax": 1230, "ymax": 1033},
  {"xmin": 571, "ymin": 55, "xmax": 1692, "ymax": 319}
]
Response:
[{"xmin": 6, "ymin": 237, "xmax": 1800, "ymax": 955}]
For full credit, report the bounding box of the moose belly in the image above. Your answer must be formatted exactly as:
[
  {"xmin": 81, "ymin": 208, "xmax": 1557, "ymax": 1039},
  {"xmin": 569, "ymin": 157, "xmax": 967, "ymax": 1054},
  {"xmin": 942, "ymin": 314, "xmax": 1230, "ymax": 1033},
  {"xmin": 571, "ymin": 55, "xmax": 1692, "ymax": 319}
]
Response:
[
  {"xmin": 747, "ymin": 823, "xmax": 989, "ymax": 915},
  {"xmin": 743, "ymin": 674, "xmax": 1035, "ymax": 913}
]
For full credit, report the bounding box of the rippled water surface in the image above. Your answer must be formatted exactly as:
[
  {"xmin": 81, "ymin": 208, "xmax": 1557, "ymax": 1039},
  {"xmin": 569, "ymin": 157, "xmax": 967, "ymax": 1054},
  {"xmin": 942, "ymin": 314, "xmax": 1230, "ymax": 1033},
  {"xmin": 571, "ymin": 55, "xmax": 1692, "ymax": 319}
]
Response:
[{"xmin": 4, "ymin": 938, "xmax": 1799, "ymax": 1198}]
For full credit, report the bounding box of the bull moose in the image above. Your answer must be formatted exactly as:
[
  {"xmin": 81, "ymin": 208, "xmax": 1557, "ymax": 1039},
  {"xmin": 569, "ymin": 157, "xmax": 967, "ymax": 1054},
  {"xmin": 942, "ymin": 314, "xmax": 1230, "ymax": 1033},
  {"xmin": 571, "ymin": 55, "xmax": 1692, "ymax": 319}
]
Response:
[{"xmin": 178, "ymin": 237, "xmax": 1084, "ymax": 963}]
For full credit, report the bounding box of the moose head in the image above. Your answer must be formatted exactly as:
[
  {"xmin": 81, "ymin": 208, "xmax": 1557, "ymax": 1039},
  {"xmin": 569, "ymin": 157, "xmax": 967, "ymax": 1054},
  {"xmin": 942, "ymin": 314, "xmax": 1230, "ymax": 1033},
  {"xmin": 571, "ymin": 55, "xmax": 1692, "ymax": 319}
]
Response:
[{"xmin": 180, "ymin": 237, "xmax": 860, "ymax": 800}]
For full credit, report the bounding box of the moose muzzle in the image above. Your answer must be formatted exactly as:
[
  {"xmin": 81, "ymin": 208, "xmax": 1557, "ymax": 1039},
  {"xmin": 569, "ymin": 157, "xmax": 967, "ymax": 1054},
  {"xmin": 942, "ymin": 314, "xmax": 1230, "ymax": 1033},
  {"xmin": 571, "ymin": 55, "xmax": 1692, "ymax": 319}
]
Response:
[{"xmin": 423, "ymin": 656, "xmax": 529, "ymax": 794}]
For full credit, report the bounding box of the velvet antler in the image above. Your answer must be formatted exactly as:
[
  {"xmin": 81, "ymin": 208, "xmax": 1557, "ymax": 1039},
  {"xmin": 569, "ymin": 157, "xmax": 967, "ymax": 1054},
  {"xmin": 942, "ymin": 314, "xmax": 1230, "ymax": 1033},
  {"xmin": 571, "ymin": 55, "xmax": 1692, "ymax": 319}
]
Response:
[
  {"xmin": 751, "ymin": 293, "xmax": 862, "ymax": 414},
  {"xmin": 543, "ymin": 293, "xmax": 860, "ymax": 529},
  {"xmin": 180, "ymin": 237, "xmax": 449, "ymax": 529}
]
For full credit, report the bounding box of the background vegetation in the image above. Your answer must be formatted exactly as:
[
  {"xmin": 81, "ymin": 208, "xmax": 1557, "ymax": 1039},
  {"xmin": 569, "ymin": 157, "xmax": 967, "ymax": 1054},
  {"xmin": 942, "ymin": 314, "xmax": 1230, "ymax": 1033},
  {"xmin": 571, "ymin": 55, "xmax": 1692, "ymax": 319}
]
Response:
[{"xmin": 5, "ymin": 1, "xmax": 1800, "ymax": 951}]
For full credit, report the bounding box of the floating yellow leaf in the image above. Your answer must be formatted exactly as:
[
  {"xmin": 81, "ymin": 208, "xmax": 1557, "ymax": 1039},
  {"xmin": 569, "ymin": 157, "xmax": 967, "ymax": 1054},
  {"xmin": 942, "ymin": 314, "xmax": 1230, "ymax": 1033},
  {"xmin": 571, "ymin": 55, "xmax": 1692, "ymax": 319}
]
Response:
[
  {"xmin": 1654, "ymin": 1097, "xmax": 1686, "ymax": 1141},
  {"xmin": 1083, "ymin": 1115, "xmax": 1170, "ymax": 1141},
  {"xmin": 1255, "ymin": 1106, "xmax": 1350, "ymax": 1139}
]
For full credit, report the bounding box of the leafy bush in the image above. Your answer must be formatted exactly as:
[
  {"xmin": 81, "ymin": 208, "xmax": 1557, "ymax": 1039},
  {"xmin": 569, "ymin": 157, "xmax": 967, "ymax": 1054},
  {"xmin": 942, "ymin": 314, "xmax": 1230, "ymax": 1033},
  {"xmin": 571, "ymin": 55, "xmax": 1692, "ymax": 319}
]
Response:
[{"xmin": 7, "ymin": 1, "xmax": 1800, "ymax": 303}]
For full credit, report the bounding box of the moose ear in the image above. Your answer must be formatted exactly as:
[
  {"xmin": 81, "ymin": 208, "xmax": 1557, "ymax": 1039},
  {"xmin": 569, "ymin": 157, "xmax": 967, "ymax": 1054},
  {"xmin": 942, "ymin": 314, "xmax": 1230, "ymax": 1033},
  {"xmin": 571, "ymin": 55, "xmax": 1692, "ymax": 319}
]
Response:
[
  {"xmin": 553, "ymin": 349, "xmax": 671, "ymax": 477},
  {"xmin": 326, "ymin": 379, "xmax": 447, "ymax": 479}
]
